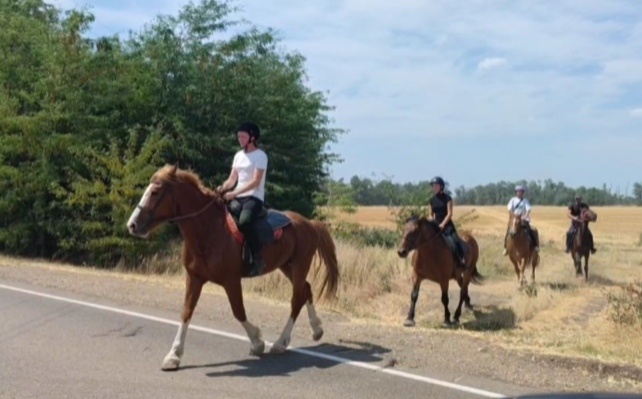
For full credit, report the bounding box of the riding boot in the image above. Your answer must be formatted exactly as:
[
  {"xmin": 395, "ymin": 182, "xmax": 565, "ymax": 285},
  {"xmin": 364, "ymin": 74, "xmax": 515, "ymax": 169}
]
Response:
[
  {"xmin": 565, "ymin": 231, "xmax": 571, "ymax": 253},
  {"xmin": 530, "ymin": 230, "xmax": 539, "ymax": 252},
  {"xmin": 455, "ymin": 241, "xmax": 466, "ymax": 270},
  {"xmin": 502, "ymin": 229, "xmax": 509, "ymax": 256},
  {"xmin": 246, "ymin": 235, "xmax": 265, "ymax": 277},
  {"xmin": 588, "ymin": 231, "xmax": 596, "ymax": 254}
]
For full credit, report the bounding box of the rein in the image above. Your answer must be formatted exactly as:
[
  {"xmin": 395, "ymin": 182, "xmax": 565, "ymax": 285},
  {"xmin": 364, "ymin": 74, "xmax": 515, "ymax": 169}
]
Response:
[{"xmin": 137, "ymin": 186, "xmax": 221, "ymax": 230}]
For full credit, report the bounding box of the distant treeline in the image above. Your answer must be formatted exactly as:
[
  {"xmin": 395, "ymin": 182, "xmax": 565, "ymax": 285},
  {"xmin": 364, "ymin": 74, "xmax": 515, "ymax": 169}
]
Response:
[{"xmin": 320, "ymin": 176, "xmax": 642, "ymax": 207}]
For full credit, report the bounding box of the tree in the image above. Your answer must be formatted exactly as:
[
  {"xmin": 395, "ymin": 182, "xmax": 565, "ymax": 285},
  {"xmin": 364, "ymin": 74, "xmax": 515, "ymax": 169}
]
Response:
[{"xmin": 0, "ymin": 0, "xmax": 344, "ymax": 266}]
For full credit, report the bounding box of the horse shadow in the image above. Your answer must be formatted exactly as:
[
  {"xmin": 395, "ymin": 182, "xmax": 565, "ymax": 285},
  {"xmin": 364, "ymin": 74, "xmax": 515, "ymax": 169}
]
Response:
[
  {"xmin": 176, "ymin": 340, "xmax": 393, "ymax": 378},
  {"xmin": 461, "ymin": 305, "xmax": 517, "ymax": 331}
]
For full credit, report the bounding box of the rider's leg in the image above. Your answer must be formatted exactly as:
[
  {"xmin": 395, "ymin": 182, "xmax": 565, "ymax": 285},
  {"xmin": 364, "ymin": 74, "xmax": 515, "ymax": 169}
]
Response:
[
  {"xmin": 238, "ymin": 197, "xmax": 265, "ymax": 277},
  {"xmin": 502, "ymin": 227, "xmax": 509, "ymax": 256},
  {"xmin": 444, "ymin": 225, "xmax": 466, "ymax": 270},
  {"xmin": 565, "ymin": 226, "xmax": 573, "ymax": 253},
  {"xmin": 588, "ymin": 228, "xmax": 596, "ymax": 254}
]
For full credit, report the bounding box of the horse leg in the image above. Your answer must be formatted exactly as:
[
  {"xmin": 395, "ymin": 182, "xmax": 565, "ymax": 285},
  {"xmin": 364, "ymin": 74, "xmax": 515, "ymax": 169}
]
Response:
[
  {"xmin": 279, "ymin": 264, "xmax": 323, "ymax": 341},
  {"xmin": 270, "ymin": 254, "xmax": 313, "ymax": 354},
  {"xmin": 510, "ymin": 258, "xmax": 522, "ymax": 286},
  {"xmin": 453, "ymin": 276, "xmax": 469, "ymax": 323},
  {"xmin": 404, "ymin": 272, "xmax": 422, "ymax": 327},
  {"xmin": 223, "ymin": 278, "xmax": 265, "ymax": 356},
  {"xmin": 162, "ymin": 273, "xmax": 204, "ymax": 371},
  {"xmin": 584, "ymin": 255, "xmax": 589, "ymax": 281},
  {"xmin": 440, "ymin": 280, "xmax": 451, "ymax": 326},
  {"xmin": 573, "ymin": 252, "xmax": 582, "ymax": 277},
  {"xmin": 456, "ymin": 278, "xmax": 473, "ymax": 310},
  {"xmin": 531, "ymin": 255, "xmax": 537, "ymax": 283}
]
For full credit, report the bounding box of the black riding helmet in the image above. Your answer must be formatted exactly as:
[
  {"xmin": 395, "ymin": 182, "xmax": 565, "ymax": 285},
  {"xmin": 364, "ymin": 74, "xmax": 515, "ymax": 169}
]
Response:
[
  {"xmin": 430, "ymin": 176, "xmax": 445, "ymax": 187},
  {"xmin": 237, "ymin": 122, "xmax": 260, "ymax": 141}
]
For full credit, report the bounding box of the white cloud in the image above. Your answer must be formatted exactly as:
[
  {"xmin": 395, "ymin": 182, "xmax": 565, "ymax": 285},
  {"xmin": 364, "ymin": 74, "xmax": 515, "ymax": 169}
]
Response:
[
  {"xmin": 477, "ymin": 57, "xmax": 507, "ymax": 70},
  {"xmin": 630, "ymin": 108, "xmax": 642, "ymax": 117},
  {"xmin": 59, "ymin": 0, "xmax": 642, "ymax": 144}
]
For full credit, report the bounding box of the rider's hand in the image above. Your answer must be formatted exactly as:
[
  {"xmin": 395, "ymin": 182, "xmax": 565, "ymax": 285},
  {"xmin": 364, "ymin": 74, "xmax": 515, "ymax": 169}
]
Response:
[{"xmin": 223, "ymin": 192, "xmax": 236, "ymax": 201}]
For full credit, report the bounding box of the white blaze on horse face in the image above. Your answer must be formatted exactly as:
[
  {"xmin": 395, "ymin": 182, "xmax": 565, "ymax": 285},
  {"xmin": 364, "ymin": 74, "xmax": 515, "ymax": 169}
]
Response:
[{"xmin": 127, "ymin": 183, "xmax": 154, "ymax": 235}]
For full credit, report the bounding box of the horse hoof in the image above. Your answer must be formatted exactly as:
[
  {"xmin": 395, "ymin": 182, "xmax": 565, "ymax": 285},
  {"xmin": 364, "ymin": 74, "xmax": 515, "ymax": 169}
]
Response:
[
  {"xmin": 465, "ymin": 304, "xmax": 474, "ymax": 311},
  {"xmin": 442, "ymin": 322, "xmax": 452, "ymax": 328},
  {"xmin": 403, "ymin": 319, "xmax": 415, "ymax": 327},
  {"xmin": 269, "ymin": 343, "xmax": 288, "ymax": 354},
  {"xmin": 161, "ymin": 355, "xmax": 180, "ymax": 371},
  {"xmin": 249, "ymin": 341, "xmax": 265, "ymax": 356},
  {"xmin": 312, "ymin": 329, "xmax": 324, "ymax": 342}
]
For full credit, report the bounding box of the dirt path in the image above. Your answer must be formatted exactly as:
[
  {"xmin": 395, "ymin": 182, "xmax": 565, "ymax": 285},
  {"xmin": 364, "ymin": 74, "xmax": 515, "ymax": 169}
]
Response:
[{"xmin": 1, "ymin": 257, "xmax": 641, "ymax": 394}]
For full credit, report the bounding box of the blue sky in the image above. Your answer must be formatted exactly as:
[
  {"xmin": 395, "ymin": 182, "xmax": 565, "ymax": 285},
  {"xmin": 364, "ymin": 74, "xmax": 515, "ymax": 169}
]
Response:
[{"xmin": 54, "ymin": 0, "xmax": 642, "ymax": 193}]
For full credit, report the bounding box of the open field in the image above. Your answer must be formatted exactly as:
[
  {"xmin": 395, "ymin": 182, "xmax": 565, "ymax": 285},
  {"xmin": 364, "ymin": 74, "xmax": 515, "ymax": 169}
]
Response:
[
  {"xmin": 240, "ymin": 205, "xmax": 642, "ymax": 369},
  {"xmin": 2, "ymin": 205, "xmax": 642, "ymax": 378}
]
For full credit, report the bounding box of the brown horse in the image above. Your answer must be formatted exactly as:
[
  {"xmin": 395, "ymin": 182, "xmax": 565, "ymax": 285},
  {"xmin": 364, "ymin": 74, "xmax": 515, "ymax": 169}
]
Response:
[
  {"xmin": 570, "ymin": 208, "xmax": 598, "ymax": 281},
  {"xmin": 396, "ymin": 216, "xmax": 483, "ymax": 327},
  {"xmin": 506, "ymin": 213, "xmax": 540, "ymax": 287},
  {"xmin": 126, "ymin": 165, "xmax": 339, "ymax": 370}
]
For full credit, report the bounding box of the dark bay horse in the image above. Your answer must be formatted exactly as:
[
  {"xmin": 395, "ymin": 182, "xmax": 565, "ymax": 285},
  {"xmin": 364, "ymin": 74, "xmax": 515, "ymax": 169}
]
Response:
[
  {"xmin": 506, "ymin": 213, "xmax": 540, "ymax": 287},
  {"xmin": 396, "ymin": 216, "xmax": 483, "ymax": 327},
  {"xmin": 570, "ymin": 208, "xmax": 598, "ymax": 280},
  {"xmin": 126, "ymin": 165, "xmax": 339, "ymax": 370}
]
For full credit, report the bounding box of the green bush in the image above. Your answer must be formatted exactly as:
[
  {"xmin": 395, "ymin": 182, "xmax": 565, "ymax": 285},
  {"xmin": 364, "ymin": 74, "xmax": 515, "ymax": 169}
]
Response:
[{"xmin": 330, "ymin": 222, "xmax": 399, "ymax": 249}]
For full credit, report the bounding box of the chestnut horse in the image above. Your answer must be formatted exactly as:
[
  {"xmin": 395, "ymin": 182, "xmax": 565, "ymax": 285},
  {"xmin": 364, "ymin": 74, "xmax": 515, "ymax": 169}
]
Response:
[
  {"xmin": 396, "ymin": 216, "xmax": 483, "ymax": 327},
  {"xmin": 506, "ymin": 213, "xmax": 540, "ymax": 287},
  {"xmin": 570, "ymin": 208, "xmax": 598, "ymax": 280},
  {"xmin": 126, "ymin": 165, "xmax": 339, "ymax": 370}
]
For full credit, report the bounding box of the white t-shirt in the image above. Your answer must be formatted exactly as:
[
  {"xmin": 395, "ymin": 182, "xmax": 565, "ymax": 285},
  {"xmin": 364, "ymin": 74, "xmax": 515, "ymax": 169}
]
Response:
[
  {"xmin": 233, "ymin": 148, "xmax": 268, "ymax": 202},
  {"xmin": 507, "ymin": 196, "xmax": 532, "ymax": 222}
]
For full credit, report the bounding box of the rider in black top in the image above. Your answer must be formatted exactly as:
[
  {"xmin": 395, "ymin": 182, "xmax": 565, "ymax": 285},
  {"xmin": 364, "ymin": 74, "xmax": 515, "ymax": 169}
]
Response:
[
  {"xmin": 428, "ymin": 176, "xmax": 466, "ymax": 270},
  {"xmin": 565, "ymin": 194, "xmax": 596, "ymax": 254}
]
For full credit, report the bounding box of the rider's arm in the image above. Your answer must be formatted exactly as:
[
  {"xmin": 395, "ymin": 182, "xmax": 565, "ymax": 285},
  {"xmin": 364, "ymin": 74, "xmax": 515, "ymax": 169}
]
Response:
[
  {"xmin": 440, "ymin": 199, "xmax": 454, "ymax": 228},
  {"xmin": 567, "ymin": 207, "xmax": 578, "ymax": 221},
  {"xmin": 219, "ymin": 168, "xmax": 238, "ymax": 191}
]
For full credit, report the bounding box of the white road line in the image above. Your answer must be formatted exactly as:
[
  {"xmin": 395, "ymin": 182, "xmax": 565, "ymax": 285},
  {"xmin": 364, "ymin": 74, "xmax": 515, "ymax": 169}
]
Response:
[{"xmin": 0, "ymin": 283, "xmax": 506, "ymax": 398}]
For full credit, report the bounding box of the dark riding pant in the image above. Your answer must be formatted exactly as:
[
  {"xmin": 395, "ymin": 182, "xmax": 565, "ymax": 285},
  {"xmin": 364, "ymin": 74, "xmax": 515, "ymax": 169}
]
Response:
[
  {"xmin": 441, "ymin": 225, "xmax": 466, "ymax": 267},
  {"xmin": 231, "ymin": 196, "xmax": 265, "ymax": 275}
]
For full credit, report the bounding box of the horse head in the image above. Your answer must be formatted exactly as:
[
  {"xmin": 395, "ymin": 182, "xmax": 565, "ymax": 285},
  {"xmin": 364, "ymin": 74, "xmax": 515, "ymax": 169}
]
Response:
[
  {"xmin": 397, "ymin": 215, "xmax": 441, "ymax": 258},
  {"xmin": 581, "ymin": 208, "xmax": 597, "ymax": 223},
  {"xmin": 509, "ymin": 212, "xmax": 523, "ymax": 237},
  {"xmin": 127, "ymin": 164, "xmax": 223, "ymax": 238}
]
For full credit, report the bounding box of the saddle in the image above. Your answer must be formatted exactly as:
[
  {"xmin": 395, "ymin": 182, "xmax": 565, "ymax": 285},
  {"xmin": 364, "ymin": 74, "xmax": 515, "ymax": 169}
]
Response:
[{"xmin": 225, "ymin": 200, "xmax": 292, "ymax": 271}]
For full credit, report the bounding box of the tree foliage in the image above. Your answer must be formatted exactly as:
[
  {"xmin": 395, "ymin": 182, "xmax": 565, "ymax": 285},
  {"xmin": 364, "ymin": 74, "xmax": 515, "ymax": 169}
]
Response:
[
  {"xmin": 318, "ymin": 176, "xmax": 641, "ymax": 208},
  {"xmin": 0, "ymin": 0, "xmax": 343, "ymax": 266}
]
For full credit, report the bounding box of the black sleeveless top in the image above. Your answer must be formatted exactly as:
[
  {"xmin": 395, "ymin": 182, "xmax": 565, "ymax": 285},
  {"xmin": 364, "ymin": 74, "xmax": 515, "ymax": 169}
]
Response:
[
  {"xmin": 430, "ymin": 192, "xmax": 454, "ymax": 227},
  {"xmin": 568, "ymin": 202, "xmax": 589, "ymax": 217}
]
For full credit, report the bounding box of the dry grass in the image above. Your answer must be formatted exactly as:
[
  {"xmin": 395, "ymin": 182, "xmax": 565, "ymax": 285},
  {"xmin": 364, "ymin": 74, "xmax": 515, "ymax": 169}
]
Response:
[{"xmin": 104, "ymin": 205, "xmax": 642, "ymax": 367}]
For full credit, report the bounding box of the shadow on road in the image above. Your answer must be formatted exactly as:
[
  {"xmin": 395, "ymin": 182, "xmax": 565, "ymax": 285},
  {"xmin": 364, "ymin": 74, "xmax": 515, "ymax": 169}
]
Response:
[{"xmin": 178, "ymin": 340, "xmax": 393, "ymax": 378}]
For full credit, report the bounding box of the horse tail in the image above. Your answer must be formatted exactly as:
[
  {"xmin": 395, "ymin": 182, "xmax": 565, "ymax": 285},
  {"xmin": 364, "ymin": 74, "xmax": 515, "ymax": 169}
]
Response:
[
  {"xmin": 470, "ymin": 263, "xmax": 485, "ymax": 285},
  {"xmin": 311, "ymin": 220, "xmax": 340, "ymax": 301},
  {"xmin": 462, "ymin": 233, "xmax": 484, "ymax": 285}
]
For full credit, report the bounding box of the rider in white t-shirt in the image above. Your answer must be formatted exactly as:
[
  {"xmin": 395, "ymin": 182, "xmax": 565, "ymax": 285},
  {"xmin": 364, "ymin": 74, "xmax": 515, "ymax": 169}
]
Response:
[
  {"xmin": 502, "ymin": 185, "xmax": 539, "ymax": 255},
  {"xmin": 217, "ymin": 122, "xmax": 268, "ymax": 276}
]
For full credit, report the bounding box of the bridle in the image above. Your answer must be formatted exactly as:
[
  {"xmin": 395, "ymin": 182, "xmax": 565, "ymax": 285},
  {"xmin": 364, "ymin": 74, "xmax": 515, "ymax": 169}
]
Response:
[{"xmin": 136, "ymin": 182, "xmax": 218, "ymax": 232}]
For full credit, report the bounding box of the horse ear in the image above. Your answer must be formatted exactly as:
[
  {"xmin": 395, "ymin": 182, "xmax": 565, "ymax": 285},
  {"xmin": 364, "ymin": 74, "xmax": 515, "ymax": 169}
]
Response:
[{"xmin": 170, "ymin": 163, "xmax": 178, "ymax": 176}]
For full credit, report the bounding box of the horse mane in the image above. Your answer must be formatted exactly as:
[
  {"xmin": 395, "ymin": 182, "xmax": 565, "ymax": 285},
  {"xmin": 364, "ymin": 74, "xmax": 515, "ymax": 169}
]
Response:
[
  {"xmin": 407, "ymin": 215, "xmax": 441, "ymax": 233},
  {"xmin": 152, "ymin": 164, "xmax": 222, "ymax": 201}
]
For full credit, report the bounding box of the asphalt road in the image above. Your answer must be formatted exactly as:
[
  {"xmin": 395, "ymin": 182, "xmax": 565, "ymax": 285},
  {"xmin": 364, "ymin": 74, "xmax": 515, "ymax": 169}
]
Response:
[{"xmin": 3, "ymin": 279, "xmax": 610, "ymax": 399}]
